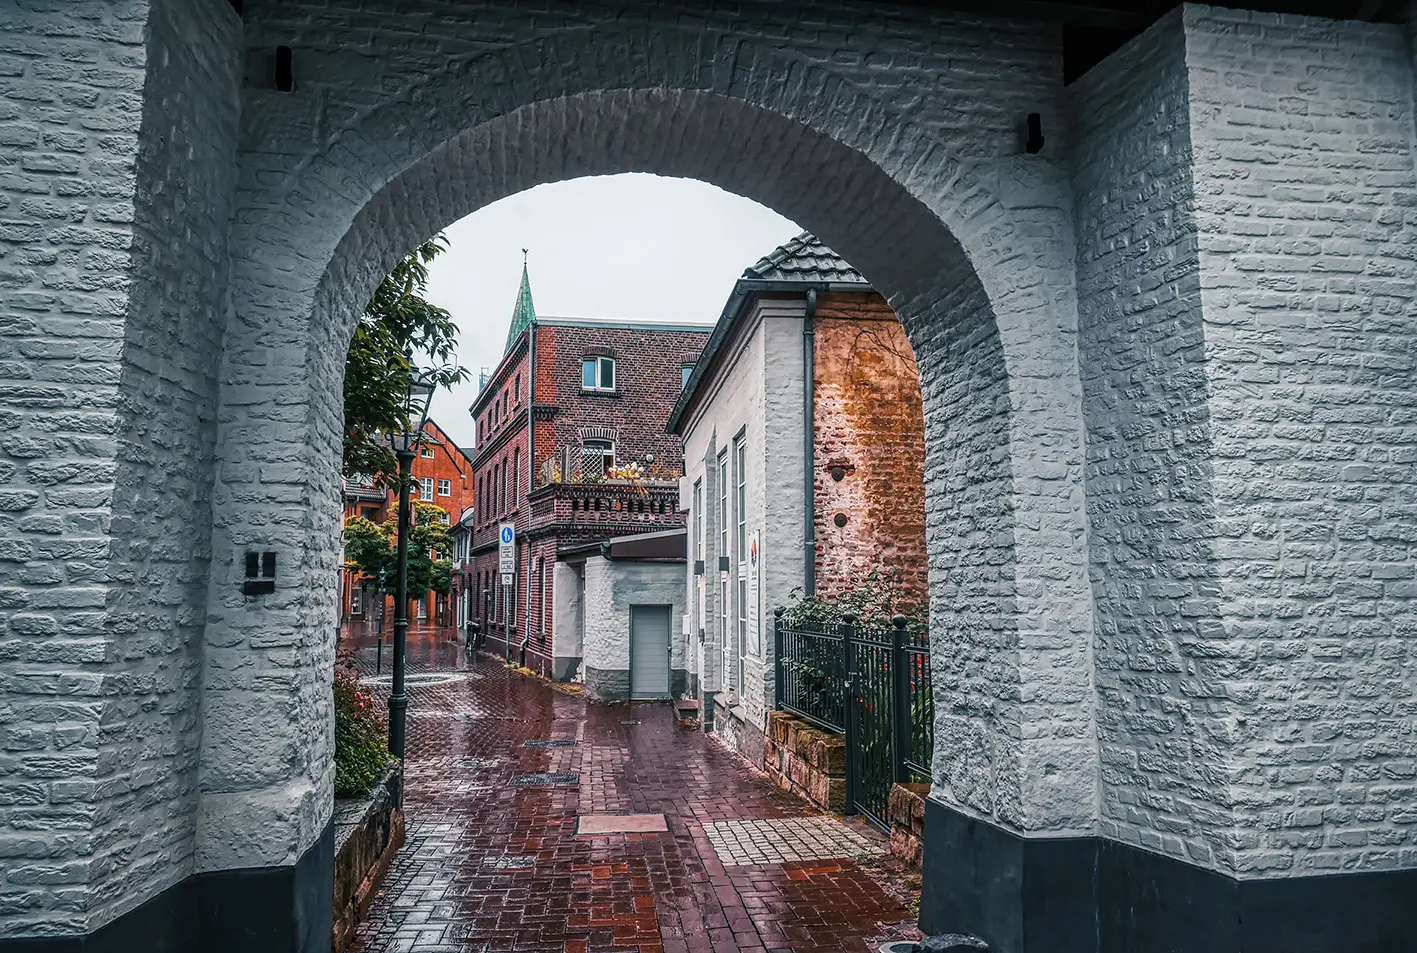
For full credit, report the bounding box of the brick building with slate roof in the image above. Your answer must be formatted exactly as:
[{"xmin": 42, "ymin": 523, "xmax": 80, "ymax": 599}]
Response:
[
  {"xmin": 668, "ymin": 232, "xmax": 927, "ymax": 765},
  {"xmin": 465, "ymin": 259, "xmax": 710, "ymax": 675}
]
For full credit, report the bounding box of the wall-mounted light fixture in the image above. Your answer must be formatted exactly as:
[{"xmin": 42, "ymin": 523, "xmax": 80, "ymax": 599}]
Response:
[
  {"xmin": 275, "ymin": 46, "xmax": 294, "ymax": 92},
  {"xmin": 1025, "ymin": 113, "xmax": 1045, "ymax": 155}
]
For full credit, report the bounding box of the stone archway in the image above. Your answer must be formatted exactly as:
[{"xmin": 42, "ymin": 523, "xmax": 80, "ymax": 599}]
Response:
[
  {"xmin": 0, "ymin": 1, "xmax": 1098, "ymax": 946},
  {"xmin": 205, "ymin": 0, "xmax": 1094, "ymax": 928}
]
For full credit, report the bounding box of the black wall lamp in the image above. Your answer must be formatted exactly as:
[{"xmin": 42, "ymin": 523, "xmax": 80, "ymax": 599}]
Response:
[
  {"xmin": 275, "ymin": 46, "xmax": 294, "ymax": 92},
  {"xmin": 1025, "ymin": 113, "xmax": 1045, "ymax": 155}
]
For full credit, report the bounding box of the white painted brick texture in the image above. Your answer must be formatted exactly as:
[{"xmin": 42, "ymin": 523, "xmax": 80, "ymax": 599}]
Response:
[
  {"xmin": 0, "ymin": 0, "xmax": 239, "ymax": 936},
  {"xmin": 13, "ymin": 0, "xmax": 1417, "ymax": 939},
  {"xmin": 1186, "ymin": 6, "xmax": 1417, "ymax": 876},
  {"xmin": 233, "ymin": 0, "xmax": 1095, "ymax": 838}
]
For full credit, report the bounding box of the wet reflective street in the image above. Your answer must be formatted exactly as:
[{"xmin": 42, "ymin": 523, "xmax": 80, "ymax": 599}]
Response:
[{"xmin": 341, "ymin": 623, "xmax": 920, "ymax": 953}]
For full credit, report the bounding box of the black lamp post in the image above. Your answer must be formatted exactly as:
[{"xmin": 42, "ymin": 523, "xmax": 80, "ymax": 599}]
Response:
[{"xmin": 385, "ymin": 365, "xmax": 435, "ymax": 769}]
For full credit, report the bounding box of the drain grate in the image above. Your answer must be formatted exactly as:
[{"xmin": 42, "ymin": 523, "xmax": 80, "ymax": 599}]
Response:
[
  {"xmin": 508, "ymin": 772, "xmax": 579, "ymax": 787},
  {"xmin": 619, "ymin": 720, "xmax": 641, "ymax": 726},
  {"xmin": 481, "ymin": 855, "xmax": 536, "ymax": 869},
  {"xmin": 523, "ymin": 739, "xmax": 578, "ymax": 749}
]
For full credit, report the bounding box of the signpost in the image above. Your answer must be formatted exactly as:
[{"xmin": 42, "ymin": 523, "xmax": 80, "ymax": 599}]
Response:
[
  {"xmin": 499, "ymin": 523, "xmax": 515, "ymax": 661},
  {"xmin": 498, "ymin": 523, "xmax": 515, "ymax": 574}
]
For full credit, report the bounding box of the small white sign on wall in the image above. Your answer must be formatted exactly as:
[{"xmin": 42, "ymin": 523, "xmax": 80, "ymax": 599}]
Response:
[{"xmin": 748, "ymin": 530, "xmax": 761, "ymax": 654}]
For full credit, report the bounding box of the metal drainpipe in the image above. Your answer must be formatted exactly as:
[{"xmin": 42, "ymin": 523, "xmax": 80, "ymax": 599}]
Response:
[
  {"xmin": 524, "ymin": 322, "xmax": 536, "ymax": 659},
  {"xmin": 803, "ymin": 289, "xmax": 817, "ymax": 596}
]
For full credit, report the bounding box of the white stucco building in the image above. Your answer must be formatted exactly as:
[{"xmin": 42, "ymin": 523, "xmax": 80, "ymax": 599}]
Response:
[{"xmin": 670, "ymin": 234, "xmax": 915, "ymax": 765}]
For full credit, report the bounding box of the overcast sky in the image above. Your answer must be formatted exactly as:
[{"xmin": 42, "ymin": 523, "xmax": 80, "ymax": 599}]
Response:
[{"xmin": 422, "ymin": 173, "xmax": 801, "ymax": 449}]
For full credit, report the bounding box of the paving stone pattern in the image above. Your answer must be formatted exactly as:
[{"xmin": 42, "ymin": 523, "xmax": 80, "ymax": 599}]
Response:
[
  {"xmin": 702, "ymin": 819, "xmax": 882, "ymax": 868},
  {"xmin": 342, "ymin": 623, "xmax": 917, "ymax": 953}
]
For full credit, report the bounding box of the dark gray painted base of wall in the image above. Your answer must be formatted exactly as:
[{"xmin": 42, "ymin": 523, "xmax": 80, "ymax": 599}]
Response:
[
  {"xmin": 671, "ymin": 667, "xmax": 688, "ymax": 698},
  {"xmin": 552, "ymin": 655, "xmax": 581, "ymax": 681},
  {"xmin": 584, "ymin": 665, "xmax": 629, "ymax": 702},
  {"xmin": 919, "ymin": 799, "xmax": 1417, "ymax": 953},
  {"xmin": 2, "ymin": 819, "xmax": 334, "ymax": 953}
]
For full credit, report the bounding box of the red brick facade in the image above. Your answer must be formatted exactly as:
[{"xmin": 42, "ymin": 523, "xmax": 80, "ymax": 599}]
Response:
[
  {"xmin": 341, "ymin": 418, "xmax": 474, "ymax": 624},
  {"xmin": 812, "ymin": 293, "xmax": 927, "ymax": 611},
  {"xmin": 468, "ymin": 319, "xmax": 708, "ymax": 670}
]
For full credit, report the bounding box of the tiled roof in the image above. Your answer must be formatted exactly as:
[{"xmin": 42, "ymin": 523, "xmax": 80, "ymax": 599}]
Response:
[{"xmin": 740, "ymin": 232, "xmax": 868, "ymax": 286}]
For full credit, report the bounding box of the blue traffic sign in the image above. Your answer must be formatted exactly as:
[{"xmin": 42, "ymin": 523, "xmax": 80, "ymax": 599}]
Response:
[{"xmin": 500, "ymin": 526, "xmax": 514, "ymax": 544}]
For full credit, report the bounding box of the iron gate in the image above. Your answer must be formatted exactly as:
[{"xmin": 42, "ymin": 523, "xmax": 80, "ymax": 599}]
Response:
[{"xmin": 774, "ymin": 610, "xmax": 933, "ymax": 831}]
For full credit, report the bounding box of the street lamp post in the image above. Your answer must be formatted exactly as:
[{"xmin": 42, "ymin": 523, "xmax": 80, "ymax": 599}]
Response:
[{"xmin": 386, "ymin": 366, "xmax": 435, "ymax": 774}]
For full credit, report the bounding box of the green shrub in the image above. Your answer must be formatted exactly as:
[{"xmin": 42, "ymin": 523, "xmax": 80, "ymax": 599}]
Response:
[{"xmin": 334, "ymin": 665, "xmax": 394, "ymax": 798}]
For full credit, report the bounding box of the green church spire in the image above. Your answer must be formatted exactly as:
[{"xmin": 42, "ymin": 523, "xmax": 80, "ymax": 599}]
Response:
[{"xmin": 505, "ymin": 248, "xmax": 535, "ymax": 353}]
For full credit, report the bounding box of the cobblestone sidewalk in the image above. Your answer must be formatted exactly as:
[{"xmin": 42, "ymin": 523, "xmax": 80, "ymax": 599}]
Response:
[{"xmin": 342, "ymin": 622, "xmax": 920, "ymax": 953}]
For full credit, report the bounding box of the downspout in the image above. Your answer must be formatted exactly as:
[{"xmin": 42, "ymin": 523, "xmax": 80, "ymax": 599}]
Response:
[
  {"xmin": 802, "ymin": 289, "xmax": 817, "ymax": 596},
  {"xmin": 524, "ymin": 322, "xmax": 536, "ymax": 659}
]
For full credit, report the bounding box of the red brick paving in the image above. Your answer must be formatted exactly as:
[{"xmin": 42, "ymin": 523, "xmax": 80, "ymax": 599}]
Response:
[{"xmin": 341, "ymin": 622, "xmax": 919, "ymax": 953}]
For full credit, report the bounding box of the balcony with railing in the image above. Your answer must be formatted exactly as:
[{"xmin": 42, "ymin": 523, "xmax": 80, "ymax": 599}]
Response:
[{"xmin": 529, "ymin": 445, "xmax": 683, "ymax": 531}]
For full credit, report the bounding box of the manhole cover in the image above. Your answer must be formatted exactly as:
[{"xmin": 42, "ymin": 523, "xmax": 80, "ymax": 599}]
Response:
[
  {"xmin": 523, "ymin": 739, "xmax": 578, "ymax": 749},
  {"xmin": 508, "ymin": 772, "xmax": 579, "ymax": 787},
  {"xmin": 482, "ymin": 855, "xmax": 536, "ymax": 869},
  {"xmin": 360, "ymin": 672, "xmax": 466, "ymax": 688}
]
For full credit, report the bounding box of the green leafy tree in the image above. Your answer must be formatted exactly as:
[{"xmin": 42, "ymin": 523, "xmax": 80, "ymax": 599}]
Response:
[
  {"xmin": 343, "ymin": 235, "xmax": 468, "ymax": 482},
  {"xmin": 343, "ymin": 501, "xmax": 453, "ymax": 608}
]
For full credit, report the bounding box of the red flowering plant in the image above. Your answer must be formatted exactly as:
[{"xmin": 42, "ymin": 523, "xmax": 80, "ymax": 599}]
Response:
[{"xmin": 333, "ymin": 650, "xmax": 394, "ymax": 797}]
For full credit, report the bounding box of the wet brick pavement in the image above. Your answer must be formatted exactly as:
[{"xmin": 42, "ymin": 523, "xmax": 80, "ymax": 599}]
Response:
[{"xmin": 340, "ymin": 621, "xmax": 919, "ymax": 953}]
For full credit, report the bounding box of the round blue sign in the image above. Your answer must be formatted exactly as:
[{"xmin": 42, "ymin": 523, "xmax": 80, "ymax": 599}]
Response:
[{"xmin": 500, "ymin": 526, "xmax": 514, "ymax": 544}]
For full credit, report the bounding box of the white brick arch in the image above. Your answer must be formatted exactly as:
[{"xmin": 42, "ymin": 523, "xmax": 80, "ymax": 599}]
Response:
[{"xmin": 205, "ymin": 2, "xmax": 1096, "ymax": 879}]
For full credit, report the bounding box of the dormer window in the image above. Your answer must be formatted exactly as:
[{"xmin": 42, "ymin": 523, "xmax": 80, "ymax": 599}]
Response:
[{"xmin": 582, "ymin": 356, "xmax": 615, "ymax": 392}]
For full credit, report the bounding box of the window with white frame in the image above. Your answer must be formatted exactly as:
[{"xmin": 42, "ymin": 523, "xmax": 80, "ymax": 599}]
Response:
[
  {"xmin": 581, "ymin": 356, "xmax": 616, "ymax": 392},
  {"xmin": 438, "ymin": 478, "xmax": 451, "ymax": 496},
  {"xmin": 718, "ymin": 449, "xmax": 731, "ymax": 691},
  {"xmin": 421, "ymin": 447, "xmax": 435, "ymax": 459},
  {"xmin": 420, "ymin": 476, "xmax": 434, "ymax": 499},
  {"xmin": 734, "ymin": 433, "xmax": 747, "ymax": 689},
  {"xmin": 681, "ymin": 365, "xmax": 693, "ymax": 390}
]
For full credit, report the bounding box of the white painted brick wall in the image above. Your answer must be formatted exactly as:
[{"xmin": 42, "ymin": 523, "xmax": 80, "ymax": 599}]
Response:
[
  {"xmin": 0, "ymin": 0, "xmax": 238, "ymax": 936},
  {"xmin": 1075, "ymin": 4, "xmax": 1417, "ymax": 877},
  {"xmin": 1071, "ymin": 8, "xmax": 1229, "ymax": 869},
  {"xmin": 1186, "ymin": 5, "xmax": 1417, "ymax": 877},
  {"xmin": 679, "ymin": 301, "xmax": 809, "ymax": 727},
  {"xmin": 19, "ymin": 0, "xmax": 1416, "ymax": 936},
  {"xmin": 582, "ymin": 557, "xmax": 686, "ymax": 681}
]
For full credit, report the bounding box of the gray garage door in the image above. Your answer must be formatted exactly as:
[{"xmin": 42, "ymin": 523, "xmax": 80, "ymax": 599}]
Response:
[{"xmin": 629, "ymin": 605, "xmax": 671, "ymax": 699}]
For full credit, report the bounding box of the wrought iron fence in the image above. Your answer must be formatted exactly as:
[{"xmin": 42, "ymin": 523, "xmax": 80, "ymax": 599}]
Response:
[
  {"xmin": 773, "ymin": 618, "xmax": 846, "ymax": 733},
  {"xmin": 773, "ymin": 609, "xmax": 933, "ymax": 832}
]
